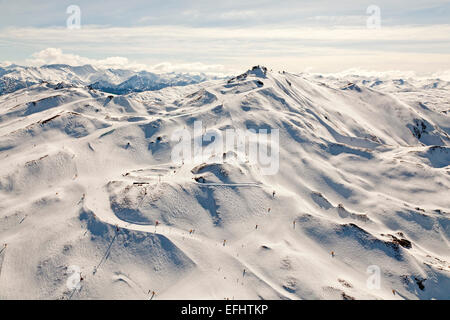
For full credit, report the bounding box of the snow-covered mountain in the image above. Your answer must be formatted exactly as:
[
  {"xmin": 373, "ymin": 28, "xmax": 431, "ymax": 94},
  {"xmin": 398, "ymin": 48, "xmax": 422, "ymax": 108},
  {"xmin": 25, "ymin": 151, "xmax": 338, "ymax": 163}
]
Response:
[
  {"xmin": 0, "ymin": 64, "xmax": 215, "ymax": 96},
  {"xmin": 0, "ymin": 66, "xmax": 449, "ymax": 300},
  {"xmin": 90, "ymin": 71, "xmax": 211, "ymax": 94}
]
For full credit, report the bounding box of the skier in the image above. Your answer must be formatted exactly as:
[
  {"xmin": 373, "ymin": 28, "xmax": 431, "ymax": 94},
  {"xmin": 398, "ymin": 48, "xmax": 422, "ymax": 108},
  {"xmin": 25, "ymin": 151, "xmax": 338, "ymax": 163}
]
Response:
[
  {"xmin": 223, "ymin": 240, "xmax": 227, "ymax": 247},
  {"xmin": 331, "ymin": 251, "xmax": 335, "ymax": 257}
]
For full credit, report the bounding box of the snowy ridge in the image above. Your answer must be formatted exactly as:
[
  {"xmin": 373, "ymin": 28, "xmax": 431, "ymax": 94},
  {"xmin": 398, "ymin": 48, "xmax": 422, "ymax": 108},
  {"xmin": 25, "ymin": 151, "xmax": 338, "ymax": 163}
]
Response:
[
  {"xmin": 0, "ymin": 66, "xmax": 449, "ymax": 300},
  {"xmin": 0, "ymin": 64, "xmax": 216, "ymax": 96}
]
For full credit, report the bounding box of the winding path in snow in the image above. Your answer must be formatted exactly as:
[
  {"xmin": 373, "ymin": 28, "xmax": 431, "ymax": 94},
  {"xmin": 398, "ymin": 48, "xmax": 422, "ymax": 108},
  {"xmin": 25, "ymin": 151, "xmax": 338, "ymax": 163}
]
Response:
[{"xmin": 83, "ymin": 180, "xmax": 297, "ymax": 300}]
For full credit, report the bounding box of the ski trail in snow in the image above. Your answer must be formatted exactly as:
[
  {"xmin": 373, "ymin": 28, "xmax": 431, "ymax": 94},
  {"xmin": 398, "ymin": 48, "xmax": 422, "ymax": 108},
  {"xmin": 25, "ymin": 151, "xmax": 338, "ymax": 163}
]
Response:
[
  {"xmin": 195, "ymin": 182, "xmax": 262, "ymax": 187},
  {"xmin": 94, "ymin": 231, "xmax": 119, "ymax": 272},
  {"xmin": 84, "ymin": 182, "xmax": 297, "ymax": 299},
  {"xmin": 18, "ymin": 215, "xmax": 27, "ymax": 224},
  {"xmin": 0, "ymin": 246, "xmax": 7, "ymax": 286}
]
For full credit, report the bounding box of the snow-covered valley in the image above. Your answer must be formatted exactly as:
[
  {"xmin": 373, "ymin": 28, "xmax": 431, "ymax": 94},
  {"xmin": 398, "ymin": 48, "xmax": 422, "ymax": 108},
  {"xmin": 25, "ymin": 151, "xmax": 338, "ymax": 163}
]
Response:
[{"xmin": 0, "ymin": 66, "xmax": 449, "ymax": 300}]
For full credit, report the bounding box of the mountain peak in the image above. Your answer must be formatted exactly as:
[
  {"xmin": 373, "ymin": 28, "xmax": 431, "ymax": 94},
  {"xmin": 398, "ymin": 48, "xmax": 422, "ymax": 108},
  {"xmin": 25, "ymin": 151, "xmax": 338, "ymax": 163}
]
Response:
[
  {"xmin": 247, "ymin": 65, "xmax": 268, "ymax": 77},
  {"xmin": 227, "ymin": 65, "xmax": 268, "ymax": 84}
]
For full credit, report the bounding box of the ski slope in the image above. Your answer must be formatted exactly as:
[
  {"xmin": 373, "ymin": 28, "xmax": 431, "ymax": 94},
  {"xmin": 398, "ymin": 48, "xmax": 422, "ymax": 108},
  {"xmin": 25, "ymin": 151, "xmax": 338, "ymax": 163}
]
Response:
[{"xmin": 0, "ymin": 66, "xmax": 449, "ymax": 300}]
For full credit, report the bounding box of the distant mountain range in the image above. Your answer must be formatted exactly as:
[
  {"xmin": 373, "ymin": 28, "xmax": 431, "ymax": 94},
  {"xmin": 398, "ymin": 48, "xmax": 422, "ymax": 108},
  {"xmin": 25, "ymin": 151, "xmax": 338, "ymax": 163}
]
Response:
[{"xmin": 0, "ymin": 64, "xmax": 219, "ymax": 95}]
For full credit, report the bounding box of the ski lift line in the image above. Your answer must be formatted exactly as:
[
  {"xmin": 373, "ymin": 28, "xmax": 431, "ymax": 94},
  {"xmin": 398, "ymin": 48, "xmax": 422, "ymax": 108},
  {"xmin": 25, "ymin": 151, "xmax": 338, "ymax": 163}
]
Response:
[
  {"xmin": 19, "ymin": 215, "xmax": 28, "ymax": 224},
  {"xmin": 92, "ymin": 215, "xmax": 295, "ymax": 300},
  {"xmin": 67, "ymin": 287, "xmax": 78, "ymax": 300},
  {"xmin": 95, "ymin": 231, "xmax": 119, "ymax": 271},
  {"xmin": 0, "ymin": 246, "xmax": 6, "ymax": 281},
  {"xmin": 83, "ymin": 184, "xmax": 295, "ymax": 299}
]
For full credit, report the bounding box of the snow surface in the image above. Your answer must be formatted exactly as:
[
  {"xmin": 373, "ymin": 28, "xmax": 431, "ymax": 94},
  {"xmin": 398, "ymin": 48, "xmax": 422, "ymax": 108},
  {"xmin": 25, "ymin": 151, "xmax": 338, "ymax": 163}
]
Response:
[
  {"xmin": 0, "ymin": 64, "xmax": 215, "ymax": 96},
  {"xmin": 0, "ymin": 66, "xmax": 449, "ymax": 300}
]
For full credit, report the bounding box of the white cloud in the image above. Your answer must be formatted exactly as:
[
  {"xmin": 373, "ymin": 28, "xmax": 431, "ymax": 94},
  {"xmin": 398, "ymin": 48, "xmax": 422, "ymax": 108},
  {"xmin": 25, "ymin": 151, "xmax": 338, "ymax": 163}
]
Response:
[
  {"xmin": 0, "ymin": 61, "xmax": 13, "ymax": 67},
  {"xmin": 218, "ymin": 10, "xmax": 259, "ymax": 20},
  {"xmin": 432, "ymin": 70, "xmax": 450, "ymax": 81},
  {"xmin": 3, "ymin": 24, "xmax": 450, "ymax": 46},
  {"xmin": 27, "ymin": 48, "xmax": 148, "ymax": 70},
  {"xmin": 24, "ymin": 48, "xmax": 232, "ymax": 76},
  {"xmin": 307, "ymin": 67, "xmax": 450, "ymax": 81},
  {"xmin": 1, "ymin": 23, "xmax": 450, "ymax": 74},
  {"xmin": 317, "ymin": 68, "xmax": 419, "ymax": 79},
  {"xmin": 308, "ymin": 15, "xmax": 366, "ymax": 25},
  {"xmin": 151, "ymin": 62, "xmax": 233, "ymax": 74}
]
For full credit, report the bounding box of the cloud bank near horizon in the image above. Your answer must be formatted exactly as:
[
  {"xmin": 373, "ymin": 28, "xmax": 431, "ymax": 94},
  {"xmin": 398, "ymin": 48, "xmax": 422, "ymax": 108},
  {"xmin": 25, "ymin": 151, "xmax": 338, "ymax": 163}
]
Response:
[
  {"xmin": 3, "ymin": 47, "xmax": 449, "ymax": 81},
  {"xmin": 1, "ymin": 1, "xmax": 450, "ymax": 75},
  {"xmin": 21, "ymin": 48, "xmax": 230, "ymax": 76}
]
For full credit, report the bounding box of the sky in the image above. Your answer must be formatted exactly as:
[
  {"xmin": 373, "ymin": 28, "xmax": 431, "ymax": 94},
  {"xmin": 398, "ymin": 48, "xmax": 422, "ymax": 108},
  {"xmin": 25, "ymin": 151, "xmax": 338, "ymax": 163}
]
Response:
[{"xmin": 1, "ymin": 0, "xmax": 450, "ymax": 76}]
